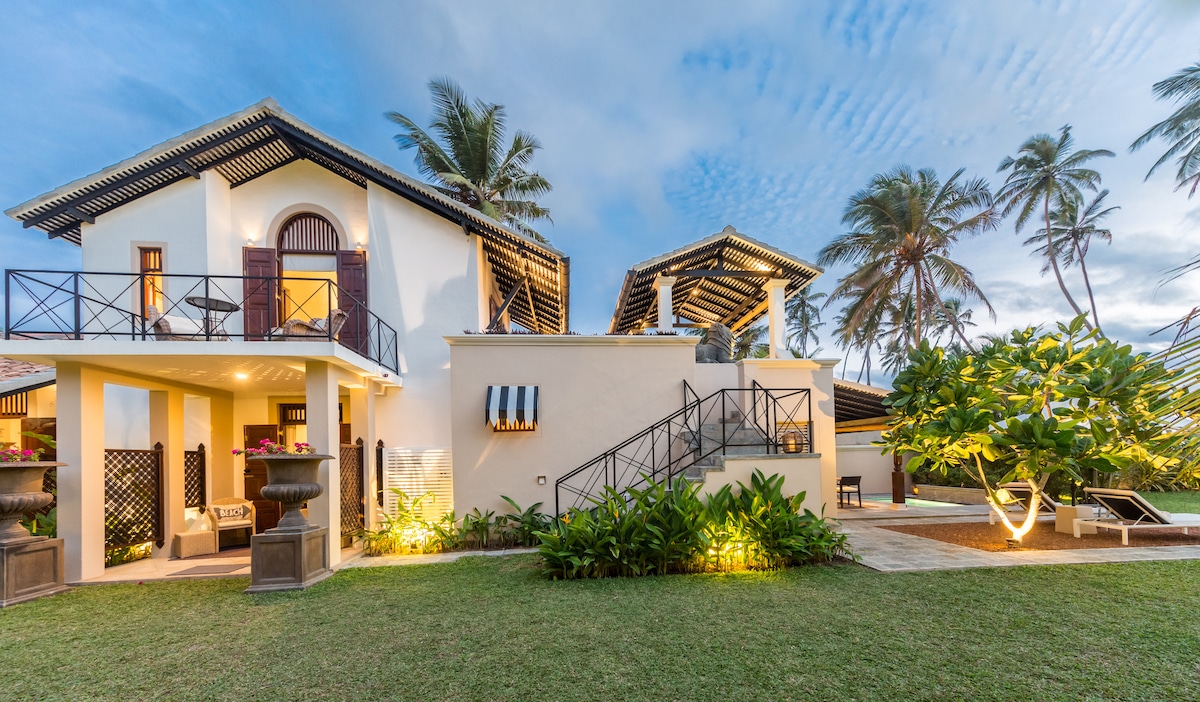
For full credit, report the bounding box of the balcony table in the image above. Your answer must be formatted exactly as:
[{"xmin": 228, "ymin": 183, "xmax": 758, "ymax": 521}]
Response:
[{"xmin": 184, "ymin": 296, "xmax": 240, "ymax": 338}]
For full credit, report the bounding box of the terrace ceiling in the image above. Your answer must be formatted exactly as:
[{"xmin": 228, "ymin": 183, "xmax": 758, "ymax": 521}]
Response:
[
  {"xmin": 5, "ymin": 99, "xmax": 569, "ymax": 335},
  {"xmin": 608, "ymin": 226, "xmax": 823, "ymax": 335}
]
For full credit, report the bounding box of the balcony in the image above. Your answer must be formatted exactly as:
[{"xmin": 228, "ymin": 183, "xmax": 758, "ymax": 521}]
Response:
[{"xmin": 3, "ymin": 269, "xmax": 399, "ymax": 373}]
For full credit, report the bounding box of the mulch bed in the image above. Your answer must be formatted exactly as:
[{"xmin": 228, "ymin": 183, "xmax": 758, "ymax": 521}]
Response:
[{"xmin": 880, "ymin": 520, "xmax": 1200, "ymax": 552}]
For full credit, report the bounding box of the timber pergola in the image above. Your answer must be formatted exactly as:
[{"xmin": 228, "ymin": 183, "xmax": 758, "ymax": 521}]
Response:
[
  {"xmin": 833, "ymin": 378, "xmax": 891, "ymax": 432},
  {"xmin": 608, "ymin": 226, "xmax": 822, "ymax": 335},
  {"xmin": 5, "ymin": 99, "xmax": 569, "ymax": 335}
]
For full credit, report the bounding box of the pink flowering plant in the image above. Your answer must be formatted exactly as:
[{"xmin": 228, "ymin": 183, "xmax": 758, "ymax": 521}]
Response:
[
  {"xmin": 232, "ymin": 439, "xmax": 315, "ymax": 457},
  {"xmin": 0, "ymin": 447, "xmax": 43, "ymax": 462}
]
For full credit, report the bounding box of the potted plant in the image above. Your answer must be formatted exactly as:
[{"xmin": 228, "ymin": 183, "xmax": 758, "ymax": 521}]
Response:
[
  {"xmin": 233, "ymin": 440, "xmax": 332, "ymax": 531},
  {"xmin": 0, "ymin": 436, "xmax": 64, "ymax": 543}
]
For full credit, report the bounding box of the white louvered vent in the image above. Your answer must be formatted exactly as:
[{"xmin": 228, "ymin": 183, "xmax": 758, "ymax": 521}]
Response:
[{"xmin": 382, "ymin": 448, "xmax": 453, "ymax": 521}]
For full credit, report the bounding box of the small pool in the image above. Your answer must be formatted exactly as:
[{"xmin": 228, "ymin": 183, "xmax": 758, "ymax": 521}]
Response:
[{"xmin": 864, "ymin": 496, "xmax": 964, "ymax": 508}]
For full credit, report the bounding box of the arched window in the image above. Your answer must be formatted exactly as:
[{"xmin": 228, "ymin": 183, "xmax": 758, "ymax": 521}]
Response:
[{"xmin": 277, "ymin": 213, "xmax": 339, "ymax": 253}]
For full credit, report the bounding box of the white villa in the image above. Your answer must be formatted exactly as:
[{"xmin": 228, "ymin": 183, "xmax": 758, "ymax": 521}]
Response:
[{"xmin": 0, "ymin": 99, "xmax": 896, "ymax": 584}]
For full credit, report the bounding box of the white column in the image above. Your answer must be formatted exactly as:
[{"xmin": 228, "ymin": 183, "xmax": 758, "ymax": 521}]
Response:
[
  {"xmin": 149, "ymin": 388, "xmax": 185, "ymax": 558},
  {"xmin": 305, "ymin": 360, "xmax": 341, "ymax": 566},
  {"xmin": 349, "ymin": 381, "xmax": 378, "ymax": 529},
  {"xmin": 655, "ymin": 275, "xmax": 676, "ymax": 333},
  {"xmin": 56, "ymin": 363, "xmax": 106, "ymax": 583},
  {"xmin": 765, "ymin": 278, "xmax": 789, "ymax": 359}
]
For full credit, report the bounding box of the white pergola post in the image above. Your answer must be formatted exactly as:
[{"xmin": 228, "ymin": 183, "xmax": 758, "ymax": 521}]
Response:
[
  {"xmin": 305, "ymin": 360, "xmax": 342, "ymax": 567},
  {"xmin": 55, "ymin": 362, "xmax": 106, "ymax": 583},
  {"xmin": 655, "ymin": 275, "xmax": 677, "ymax": 333},
  {"xmin": 349, "ymin": 380, "xmax": 377, "ymax": 529},
  {"xmin": 766, "ymin": 278, "xmax": 789, "ymax": 359},
  {"xmin": 149, "ymin": 388, "xmax": 186, "ymax": 558}
]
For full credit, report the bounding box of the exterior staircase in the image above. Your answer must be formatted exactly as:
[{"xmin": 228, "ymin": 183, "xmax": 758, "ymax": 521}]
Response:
[{"xmin": 554, "ymin": 382, "xmax": 812, "ymax": 513}]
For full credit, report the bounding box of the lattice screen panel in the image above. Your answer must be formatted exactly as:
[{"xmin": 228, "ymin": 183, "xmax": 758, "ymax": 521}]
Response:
[
  {"xmin": 104, "ymin": 447, "xmax": 164, "ymax": 549},
  {"xmin": 184, "ymin": 446, "xmax": 206, "ymax": 508},
  {"xmin": 340, "ymin": 442, "xmax": 365, "ymax": 537},
  {"xmin": 382, "ymin": 448, "xmax": 453, "ymax": 522}
]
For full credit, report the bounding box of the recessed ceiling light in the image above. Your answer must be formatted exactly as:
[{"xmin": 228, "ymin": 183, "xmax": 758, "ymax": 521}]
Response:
[{"xmin": 234, "ymin": 372, "xmax": 249, "ymax": 380}]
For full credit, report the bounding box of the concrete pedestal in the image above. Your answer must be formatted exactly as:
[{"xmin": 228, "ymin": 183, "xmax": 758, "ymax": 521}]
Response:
[
  {"xmin": 0, "ymin": 537, "xmax": 69, "ymax": 607},
  {"xmin": 245, "ymin": 526, "xmax": 332, "ymax": 593}
]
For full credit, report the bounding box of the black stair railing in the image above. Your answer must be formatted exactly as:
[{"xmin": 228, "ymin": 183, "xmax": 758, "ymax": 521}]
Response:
[{"xmin": 554, "ymin": 383, "xmax": 812, "ymax": 514}]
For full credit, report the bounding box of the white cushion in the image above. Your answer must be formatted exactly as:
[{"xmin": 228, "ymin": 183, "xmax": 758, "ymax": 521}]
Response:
[{"xmin": 162, "ymin": 314, "xmax": 203, "ymax": 335}]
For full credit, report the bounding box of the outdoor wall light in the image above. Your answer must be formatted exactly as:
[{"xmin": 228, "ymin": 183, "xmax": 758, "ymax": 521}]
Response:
[
  {"xmin": 537, "ymin": 475, "xmax": 546, "ymax": 485},
  {"xmin": 356, "ymin": 241, "xmax": 363, "ymax": 250},
  {"xmin": 246, "ymin": 237, "xmax": 254, "ymax": 246}
]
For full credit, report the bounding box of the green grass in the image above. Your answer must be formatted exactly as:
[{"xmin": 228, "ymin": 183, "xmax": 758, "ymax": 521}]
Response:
[
  {"xmin": 1141, "ymin": 490, "xmax": 1200, "ymax": 514},
  {"xmin": 3, "ymin": 556, "xmax": 1200, "ymax": 701}
]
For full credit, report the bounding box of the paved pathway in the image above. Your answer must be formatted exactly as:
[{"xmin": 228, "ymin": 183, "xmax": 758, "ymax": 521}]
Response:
[{"xmin": 839, "ymin": 516, "xmax": 1200, "ymax": 572}]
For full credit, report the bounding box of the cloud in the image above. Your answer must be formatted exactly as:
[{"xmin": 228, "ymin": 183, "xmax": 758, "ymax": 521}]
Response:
[{"xmin": 1, "ymin": 0, "xmax": 1199, "ymax": 373}]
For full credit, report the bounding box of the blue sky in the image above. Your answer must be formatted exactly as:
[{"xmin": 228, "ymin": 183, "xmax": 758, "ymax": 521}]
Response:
[{"xmin": 3, "ymin": 0, "xmax": 1199, "ymax": 373}]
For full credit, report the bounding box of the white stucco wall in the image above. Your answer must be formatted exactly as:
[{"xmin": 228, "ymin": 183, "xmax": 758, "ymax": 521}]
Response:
[
  {"xmin": 446, "ymin": 335, "xmax": 701, "ymax": 515},
  {"xmin": 736, "ymin": 358, "xmax": 840, "ymax": 515},
  {"xmin": 230, "ymin": 160, "xmax": 368, "ymax": 253},
  {"xmin": 103, "ymin": 384, "xmax": 150, "ymax": 449},
  {"xmin": 368, "ymin": 182, "xmax": 485, "ymax": 453}
]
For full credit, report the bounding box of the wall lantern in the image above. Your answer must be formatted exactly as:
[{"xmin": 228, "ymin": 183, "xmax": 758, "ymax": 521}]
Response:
[{"xmin": 780, "ymin": 430, "xmax": 802, "ymax": 454}]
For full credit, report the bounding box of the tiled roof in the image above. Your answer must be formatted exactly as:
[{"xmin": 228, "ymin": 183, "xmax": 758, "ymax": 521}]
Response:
[{"xmin": 0, "ymin": 358, "xmax": 51, "ymax": 381}]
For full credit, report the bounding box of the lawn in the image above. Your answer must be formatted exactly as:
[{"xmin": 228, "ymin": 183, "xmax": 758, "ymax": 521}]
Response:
[
  {"xmin": 3, "ymin": 555, "xmax": 1200, "ymax": 701},
  {"xmin": 1141, "ymin": 490, "xmax": 1200, "ymax": 514}
]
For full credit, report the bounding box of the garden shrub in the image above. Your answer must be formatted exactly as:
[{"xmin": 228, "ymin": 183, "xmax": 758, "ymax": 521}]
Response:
[
  {"xmin": 356, "ymin": 491, "xmax": 550, "ymax": 555},
  {"xmin": 534, "ymin": 470, "xmax": 852, "ymax": 580}
]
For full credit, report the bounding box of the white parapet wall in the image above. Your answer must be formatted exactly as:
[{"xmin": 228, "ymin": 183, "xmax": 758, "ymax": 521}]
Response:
[
  {"xmin": 701, "ymin": 454, "xmax": 827, "ymax": 515},
  {"xmin": 834, "ymin": 429, "xmax": 912, "ymax": 495}
]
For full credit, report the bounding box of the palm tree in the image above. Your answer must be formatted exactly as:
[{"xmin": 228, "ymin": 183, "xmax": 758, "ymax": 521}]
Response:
[
  {"xmin": 387, "ymin": 78, "xmax": 553, "ymax": 242},
  {"xmin": 1131, "ymin": 60, "xmax": 1200, "ymax": 197},
  {"xmin": 996, "ymin": 126, "xmax": 1113, "ymax": 329},
  {"xmin": 929, "ymin": 297, "xmax": 976, "ymax": 348},
  {"xmin": 819, "ymin": 166, "xmax": 997, "ymax": 353},
  {"xmin": 732, "ymin": 325, "xmax": 769, "ymax": 360},
  {"xmin": 1022, "ymin": 190, "xmax": 1118, "ymax": 331},
  {"xmin": 785, "ymin": 287, "xmax": 826, "ymax": 357}
]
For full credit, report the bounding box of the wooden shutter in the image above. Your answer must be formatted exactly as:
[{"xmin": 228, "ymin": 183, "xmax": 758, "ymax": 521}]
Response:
[
  {"xmin": 382, "ymin": 448, "xmax": 453, "ymax": 522},
  {"xmin": 243, "ymin": 247, "xmax": 278, "ymax": 340},
  {"xmin": 336, "ymin": 250, "xmax": 368, "ymax": 355}
]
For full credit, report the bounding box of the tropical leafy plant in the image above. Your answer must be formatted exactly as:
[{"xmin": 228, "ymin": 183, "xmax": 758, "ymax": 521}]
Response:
[
  {"xmin": 879, "ymin": 316, "xmax": 1173, "ymax": 543},
  {"xmin": 786, "ymin": 287, "xmax": 826, "ymax": 358},
  {"xmin": 534, "ymin": 471, "xmax": 851, "ymax": 579},
  {"xmin": 462, "ymin": 507, "xmax": 496, "ymax": 549},
  {"xmin": 356, "ymin": 489, "xmax": 438, "ymax": 556},
  {"xmin": 387, "ymin": 78, "xmax": 554, "ymax": 242},
  {"xmin": 1131, "ymin": 58, "xmax": 1200, "ymax": 197},
  {"xmin": 495, "ymin": 496, "xmax": 553, "ymax": 548}
]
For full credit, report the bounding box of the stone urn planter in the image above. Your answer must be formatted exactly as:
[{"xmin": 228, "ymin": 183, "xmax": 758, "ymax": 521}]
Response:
[
  {"xmin": 256, "ymin": 453, "xmax": 333, "ymax": 531},
  {"xmin": 246, "ymin": 453, "xmax": 335, "ymax": 594},
  {"xmin": 0, "ymin": 461, "xmax": 69, "ymax": 607}
]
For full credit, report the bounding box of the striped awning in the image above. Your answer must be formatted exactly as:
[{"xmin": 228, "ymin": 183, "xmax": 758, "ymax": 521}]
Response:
[{"xmin": 486, "ymin": 385, "xmax": 539, "ymax": 431}]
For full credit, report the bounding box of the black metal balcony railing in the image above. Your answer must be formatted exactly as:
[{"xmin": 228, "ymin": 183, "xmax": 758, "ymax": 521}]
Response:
[{"xmin": 3, "ymin": 269, "xmax": 399, "ymax": 374}]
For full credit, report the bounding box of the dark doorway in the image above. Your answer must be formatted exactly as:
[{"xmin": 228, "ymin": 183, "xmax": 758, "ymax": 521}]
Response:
[{"xmin": 242, "ymin": 424, "xmax": 281, "ymax": 533}]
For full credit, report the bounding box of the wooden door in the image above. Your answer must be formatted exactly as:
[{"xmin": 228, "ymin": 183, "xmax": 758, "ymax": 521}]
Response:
[
  {"xmin": 243, "ymin": 424, "xmax": 281, "ymax": 532},
  {"xmin": 243, "ymin": 247, "xmax": 278, "ymax": 340},
  {"xmin": 336, "ymin": 250, "xmax": 368, "ymax": 355}
]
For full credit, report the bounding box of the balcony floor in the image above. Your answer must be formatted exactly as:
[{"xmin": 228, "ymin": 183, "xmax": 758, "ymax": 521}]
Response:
[{"xmin": 0, "ymin": 339, "xmax": 400, "ymax": 393}]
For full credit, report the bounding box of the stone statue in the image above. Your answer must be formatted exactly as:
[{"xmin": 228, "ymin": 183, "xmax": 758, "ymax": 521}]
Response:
[{"xmin": 695, "ymin": 323, "xmax": 733, "ymax": 363}]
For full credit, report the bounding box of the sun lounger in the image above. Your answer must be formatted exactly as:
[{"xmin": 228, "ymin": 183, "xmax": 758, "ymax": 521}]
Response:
[
  {"xmin": 1073, "ymin": 487, "xmax": 1200, "ymax": 545},
  {"xmin": 988, "ymin": 482, "xmax": 1060, "ymax": 525}
]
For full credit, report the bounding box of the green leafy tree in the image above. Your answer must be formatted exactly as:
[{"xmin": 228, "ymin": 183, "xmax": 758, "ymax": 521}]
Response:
[
  {"xmin": 785, "ymin": 287, "xmax": 826, "ymax": 357},
  {"xmin": 1023, "ymin": 191, "xmax": 1118, "ymax": 332},
  {"xmin": 996, "ymin": 126, "xmax": 1114, "ymax": 330},
  {"xmin": 879, "ymin": 316, "xmax": 1171, "ymax": 543},
  {"xmin": 387, "ymin": 78, "xmax": 553, "ymax": 242},
  {"xmin": 819, "ymin": 166, "xmax": 997, "ymax": 353}
]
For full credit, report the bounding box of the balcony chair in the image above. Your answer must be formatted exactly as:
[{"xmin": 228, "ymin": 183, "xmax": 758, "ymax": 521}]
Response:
[
  {"xmin": 145, "ymin": 304, "xmax": 211, "ymax": 341},
  {"xmin": 837, "ymin": 475, "xmax": 862, "ymax": 508},
  {"xmin": 277, "ymin": 308, "xmax": 348, "ymax": 339}
]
